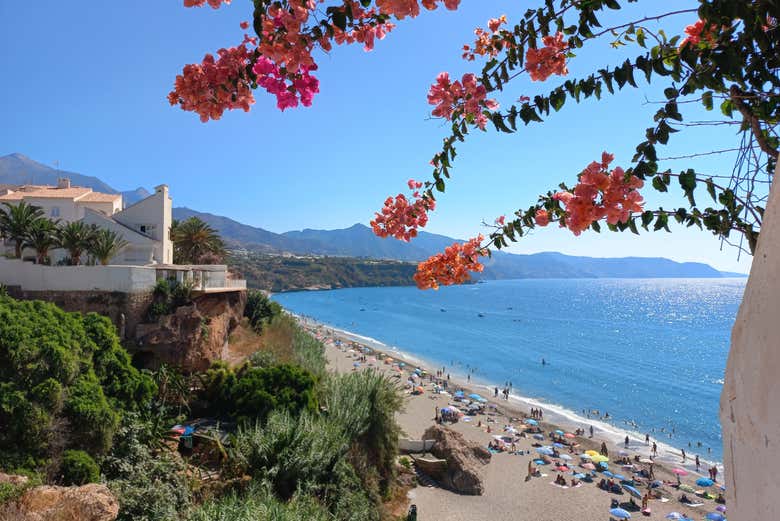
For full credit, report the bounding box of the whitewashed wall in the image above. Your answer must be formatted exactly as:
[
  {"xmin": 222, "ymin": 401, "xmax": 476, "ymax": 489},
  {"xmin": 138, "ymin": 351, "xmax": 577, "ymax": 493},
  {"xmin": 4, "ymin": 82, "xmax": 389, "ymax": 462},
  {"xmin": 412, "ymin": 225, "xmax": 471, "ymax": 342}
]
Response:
[
  {"xmin": 720, "ymin": 161, "xmax": 780, "ymax": 520},
  {"xmin": 0, "ymin": 258, "xmax": 157, "ymax": 292}
]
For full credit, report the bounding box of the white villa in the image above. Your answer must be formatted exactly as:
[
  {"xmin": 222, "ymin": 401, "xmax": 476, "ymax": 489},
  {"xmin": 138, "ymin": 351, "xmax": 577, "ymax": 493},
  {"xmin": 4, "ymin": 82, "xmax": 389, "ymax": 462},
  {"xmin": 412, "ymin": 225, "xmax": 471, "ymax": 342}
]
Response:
[{"xmin": 0, "ymin": 178, "xmax": 245, "ymax": 293}]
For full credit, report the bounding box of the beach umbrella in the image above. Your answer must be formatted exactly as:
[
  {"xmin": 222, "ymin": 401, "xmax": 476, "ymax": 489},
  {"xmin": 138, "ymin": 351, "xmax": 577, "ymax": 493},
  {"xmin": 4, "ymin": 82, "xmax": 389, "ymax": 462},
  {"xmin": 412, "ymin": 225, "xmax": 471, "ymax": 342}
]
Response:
[
  {"xmin": 650, "ymin": 480, "xmax": 663, "ymax": 488},
  {"xmin": 398, "ymin": 362, "xmax": 406, "ymax": 367},
  {"xmin": 564, "ymin": 432, "xmax": 576, "ymax": 438},
  {"xmin": 415, "ymin": 386, "xmax": 424, "ymax": 393},
  {"xmin": 613, "ymin": 474, "xmax": 627, "ymax": 481},
  {"xmin": 715, "ymin": 505, "xmax": 726, "ymax": 513},
  {"xmin": 524, "ymin": 418, "xmax": 538, "ymax": 426},
  {"xmin": 533, "ymin": 433, "xmax": 544, "ymax": 440},
  {"xmin": 639, "ymin": 458, "xmax": 654, "ymax": 464},
  {"xmin": 705, "ymin": 513, "xmax": 725, "ymax": 521},
  {"xmin": 672, "ymin": 468, "xmax": 688, "ymax": 476},
  {"xmin": 553, "ymin": 442, "xmax": 565, "ymax": 448},
  {"xmin": 536, "ymin": 447, "xmax": 554, "ymax": 456},
  {"xmin": 665, "ymin": 513, "xmax": 683, "ymax": 520},
  {"xmin": 585, "ymin": 450, "xmax": 600, "ymax": 457},
  {"xmin": 559, "ymin": 454, "xmax": 573, "ymax": 461},
  {"xmin": 556, "ymin": 465, "xmax": 569, "ymax": 472},
  {"xmin": 555, "ymin": 429, "xmax": 565, "ymax": 435},
  {"xmin": 601, "ymin": 470, "xmax": 614, "ymax": 478},
  {"xmin": 609, "ymin": 508, "xmax": 632, "ymax": 519},
  {"xmin": 454, "ymin": 391, "xmax": 464, "ymax": 397},
  {"xmin": 582, "ymin": 463, "xmax": 596, "ymax": 470},
  {"xmin": 696, "ymin": 477, "xmax": 715, "ymax": 487},
  {"xmin": 623, "ymin": 484, "xmax": 642, "ymax": 498},
  {"xmin": 591, "ymin": 454, "xmax": 609, "ymax": 463},
  {"xmin": 468, "ymin": 393, "xmax": 483, "ymax": 401},
  {"xmin": 353, "ymin": 362, "xmax": 360, "ymax": 367},
  {"xmin": 533, "ymin": 459, "xmax": 546, "ymax": 465},
  {"xmin": 579, "ymin": 453, "xmax": 592, "ymax": 460},
  {"xmin": 597, "ymin": 462, "xmax": 609, "ymax": 470}
]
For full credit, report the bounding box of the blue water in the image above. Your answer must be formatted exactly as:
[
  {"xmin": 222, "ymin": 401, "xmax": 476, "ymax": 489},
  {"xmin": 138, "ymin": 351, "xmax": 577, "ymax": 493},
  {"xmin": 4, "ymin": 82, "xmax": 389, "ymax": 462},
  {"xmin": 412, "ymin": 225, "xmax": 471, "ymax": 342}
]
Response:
[{"xmin": 273, "ymin": 278, "xmax": 745, "ymax": 460}]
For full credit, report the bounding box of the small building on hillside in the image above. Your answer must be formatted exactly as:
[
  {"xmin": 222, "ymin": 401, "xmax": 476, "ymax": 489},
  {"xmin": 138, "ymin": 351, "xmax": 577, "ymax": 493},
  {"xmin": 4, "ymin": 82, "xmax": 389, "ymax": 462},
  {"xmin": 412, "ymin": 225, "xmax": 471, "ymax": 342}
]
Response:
[
  {"xmin": 0, "ymin": 178, "xmax": 245, "ymax": 294},
  {"xmin": 0, "ymin": 178, "xmax": 172, "ymax": 265}
]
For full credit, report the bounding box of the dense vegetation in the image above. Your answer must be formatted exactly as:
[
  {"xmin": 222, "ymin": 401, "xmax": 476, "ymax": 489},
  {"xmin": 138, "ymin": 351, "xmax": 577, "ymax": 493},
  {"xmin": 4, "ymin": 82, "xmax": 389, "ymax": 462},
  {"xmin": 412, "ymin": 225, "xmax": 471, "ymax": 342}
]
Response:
[
  {"xmin": 244, "ymin": 289, "xmax": 282, "ymax": 333},
  {"xmin": 0, "ymin": 296, "xmax": 155, "ymax": 474},
  {"xmin": 0, "ymin": 294, "xmax": 406, "ymax": 521},
  {"xmin": 0, "ymin": 201, "xmax": 128, "ymax": 265},
  {"xmin": 230, "ymin": 252, "xmax": 417, "ymax": 291},
  {"xmin": 172, "ymin": 217, "xmax": 226, "ymax": 265}
]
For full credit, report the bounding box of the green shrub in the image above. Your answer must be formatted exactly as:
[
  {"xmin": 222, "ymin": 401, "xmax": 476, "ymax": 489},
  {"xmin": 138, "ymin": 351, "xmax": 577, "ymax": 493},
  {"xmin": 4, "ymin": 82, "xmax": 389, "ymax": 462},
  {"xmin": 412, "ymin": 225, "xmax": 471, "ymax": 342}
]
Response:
[
  {"xmin": 248, "ymin": 350, "xmax": 276, "ymax": 368},
  {"xmin": 244, "ymin": 291, "xmax": 281, "ymax": 334},
  {"xmin": 231, "ymin": 365, "xmax": 317, "ymax": 423},
  {"xmin": 59, "ymin": 450, "xmax": 99, "ymax": 485},
  {"xmin": 104, "ymin": 415, "xmax": 192, "ymax": 521},
  {"xmin": 0, "ymin": 295, "xmax": 156, "ymax": 469}
]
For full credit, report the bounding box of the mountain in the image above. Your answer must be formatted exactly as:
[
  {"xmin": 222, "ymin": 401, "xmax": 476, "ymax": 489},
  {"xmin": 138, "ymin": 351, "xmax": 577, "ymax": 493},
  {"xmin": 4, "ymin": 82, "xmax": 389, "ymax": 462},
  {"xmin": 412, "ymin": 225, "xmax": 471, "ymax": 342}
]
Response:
[
  {"xmin": 1, "ymin": 153, "xmax": 746, "ymax": 279},
  {"xmin": 0, "ymin": 153, "xmax": 118, "ymax": 194},
  {"xmin": 122, "ymin": 187, "xmax": 151, "ymax": 206}
]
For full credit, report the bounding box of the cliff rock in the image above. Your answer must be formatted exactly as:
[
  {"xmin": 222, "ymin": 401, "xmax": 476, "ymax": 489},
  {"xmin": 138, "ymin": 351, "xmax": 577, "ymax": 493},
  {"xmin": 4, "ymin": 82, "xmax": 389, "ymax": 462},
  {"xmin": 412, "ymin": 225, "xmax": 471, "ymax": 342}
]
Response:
[
  {"xmin": 422, "ymin": 424, "xmax": 491, "ymax": 495},
  {"xmin": 0, "ymin": 483, "xmax": 118, "ymax": 521},
  {"xmin": 134, "ymin": 290, "xmax": 246, "ymax": 372}
]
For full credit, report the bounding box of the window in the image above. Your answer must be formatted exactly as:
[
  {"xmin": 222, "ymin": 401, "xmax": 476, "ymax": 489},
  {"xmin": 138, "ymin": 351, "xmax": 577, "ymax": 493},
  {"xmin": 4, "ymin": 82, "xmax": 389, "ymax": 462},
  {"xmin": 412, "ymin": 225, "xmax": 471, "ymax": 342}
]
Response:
[
  {"xmin": 51, "ymin": 206, "xmax": 60, "ymax": 217},
  {"xmin": 140, "ymin": 225, "xmax": 147, "ymax": 233}
]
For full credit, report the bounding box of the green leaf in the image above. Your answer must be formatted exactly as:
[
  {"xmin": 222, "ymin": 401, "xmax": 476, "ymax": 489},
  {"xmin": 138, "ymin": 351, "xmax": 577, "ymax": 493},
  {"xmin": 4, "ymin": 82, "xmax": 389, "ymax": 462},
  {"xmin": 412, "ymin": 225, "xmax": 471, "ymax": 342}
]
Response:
[
  {"xmin": 678, "ymin": 169, "xmax": 697, "ymax": 205},
  {"xmin": 701, "ymin": 91, "xmax": 713, "ymax": 111},
  {"xmin": 705, "ymin": 178, "xmax": 717, "ymax": 202},
  {"xmin": 652, "ymin": 176, "xmax": 668, "ymax": 192},
  {"xmin": 435, "ymin": 178, "xmax": 446, "ymax": 192},
  {"xmin": 641, "ymin": 210, "xmax": 654, "ymax": 230},
  {"xmin": 331, "ymin": 11, "xmax": 347, "ymax": 31},
  {"xmin": 653, "ymin": 212, "xmax": 670, "ymax": 232},
  {"xmin": 628, "ymin": 218, "xmax": 639, "ymax": 235}
]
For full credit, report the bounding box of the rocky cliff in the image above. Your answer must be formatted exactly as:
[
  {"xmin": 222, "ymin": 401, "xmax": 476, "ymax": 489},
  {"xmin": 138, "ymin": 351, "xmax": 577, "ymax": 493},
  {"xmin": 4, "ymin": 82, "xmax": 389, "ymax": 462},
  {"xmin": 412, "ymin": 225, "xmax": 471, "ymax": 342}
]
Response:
[{"xmin": 133, "ymin": 290, "xmax": 246, "ymax": 373}]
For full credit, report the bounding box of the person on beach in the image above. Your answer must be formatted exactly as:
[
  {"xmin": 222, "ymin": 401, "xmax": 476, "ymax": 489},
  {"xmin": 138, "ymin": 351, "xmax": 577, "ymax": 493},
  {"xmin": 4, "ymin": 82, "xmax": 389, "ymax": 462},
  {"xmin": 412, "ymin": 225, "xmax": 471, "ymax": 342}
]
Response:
[
  {"xmin": 681, "ymin": 448, "xmax": 686, "ymax": 463},
  {"xmin": 467, "ymin": 374, "xmax": 470, "ymax": 382},
  {"xmin": 590, "ymin": 425, "xmax": 594, "ymax": 438},
  {"xmin": 434, "ymin": 406, "xmax": 439, "ymax": 422},
  {"xmin": 695, "ymin": 454, "xmax": 700, "ymax": 471},
  {"xmin": 600, "ymin": 442, "xmax": 608, "ymax": 457},
  {"xmin": 652, "ymin": 442, "xmax": 658, "ymax": 456},
  {"xmin": 625, "ymin": 435, "xmax": 630, "ymax": 448},
  {"xmin": 645, "ymin": 433, "xmax": 650, "ymax": 445}
]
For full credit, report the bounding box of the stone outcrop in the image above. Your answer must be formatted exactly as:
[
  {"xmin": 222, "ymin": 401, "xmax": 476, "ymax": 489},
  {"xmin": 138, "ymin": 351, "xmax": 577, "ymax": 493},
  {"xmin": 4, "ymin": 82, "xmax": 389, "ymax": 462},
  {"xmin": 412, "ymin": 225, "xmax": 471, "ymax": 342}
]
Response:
[
  {"xmin": 422, "ymin": 424, "xmax": 491, "ymax": 495},
  {"xmin": 0, "ymin": 483, "xmax": 118, "ymax": 521},
  {"xmin": 134, "ymin": 290, "xmax": 246, "ymax": 372}
]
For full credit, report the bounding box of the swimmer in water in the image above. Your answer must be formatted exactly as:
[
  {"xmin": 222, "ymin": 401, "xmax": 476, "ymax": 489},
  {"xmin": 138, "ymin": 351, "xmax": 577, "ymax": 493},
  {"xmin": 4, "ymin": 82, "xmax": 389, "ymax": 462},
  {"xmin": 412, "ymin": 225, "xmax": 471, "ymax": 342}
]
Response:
[{"xmin": 541, "ymin": 358, "xmax": 546, "ymax": 365}]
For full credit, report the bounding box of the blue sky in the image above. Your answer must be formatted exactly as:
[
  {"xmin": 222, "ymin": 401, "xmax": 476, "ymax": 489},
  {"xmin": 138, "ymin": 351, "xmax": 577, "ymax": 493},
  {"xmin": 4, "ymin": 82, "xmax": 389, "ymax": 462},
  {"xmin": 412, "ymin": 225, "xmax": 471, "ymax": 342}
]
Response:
[{"xmin": 0, "ymin": 1, "xmax": 754, "ymax": 272}]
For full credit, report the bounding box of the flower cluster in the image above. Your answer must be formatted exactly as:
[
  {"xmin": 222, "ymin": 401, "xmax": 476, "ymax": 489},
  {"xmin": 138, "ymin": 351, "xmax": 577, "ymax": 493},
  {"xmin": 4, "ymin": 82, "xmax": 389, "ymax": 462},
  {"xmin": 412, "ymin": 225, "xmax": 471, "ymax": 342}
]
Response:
[
  {"xmin": 376, "ymin": 0, "xmax": 460, "ymax": 20},
  {"xmin": 370, "ymin": 180, "xmax": 436, "ymax": 241},
  {"xmin": 258, "ymin": 1, "xmax": 318, "ymax": 74},
  {"xmin": 414, "ymin": 236, "xmax": 487, "ymax": 290},
  {"xmin": 680, "ymin": 19, "xmax": 720, "ymax": 48},
  {"xmin": 525, "ymin": 32, "xmax": 569, "ymax": 82},
  {"xmin": 167, "ymin": 44, "xmax": 254, "ymax": 122},
  {"xmin": 184, "ymin": 0, "xmax": 230, "ymax": 8},
  {"xmin": 462, "ymin": 15, "xmax": 509, "ymax": 61},
  {"xmin": 328, "ymin": 1, "xmax": 397, "ymax": 52},
  {"xmin": 553, "ymin": 153, "xmax": 644, "ymax": 236},
  {"xmin": 427, "ymin": 72, "xmax": 499, "ymax": 129},
  {"xmin": 252, "ymin": 58, "xmax": 320, "ymax": 110}
]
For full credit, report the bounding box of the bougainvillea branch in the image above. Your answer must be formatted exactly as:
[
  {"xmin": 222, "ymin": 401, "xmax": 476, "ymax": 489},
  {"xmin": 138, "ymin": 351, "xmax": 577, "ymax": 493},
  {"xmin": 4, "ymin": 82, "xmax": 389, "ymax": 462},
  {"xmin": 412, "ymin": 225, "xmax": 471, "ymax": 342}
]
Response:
[{"xmin": 171, "ymin": 0, "xmax": 779, "ymax": 289}]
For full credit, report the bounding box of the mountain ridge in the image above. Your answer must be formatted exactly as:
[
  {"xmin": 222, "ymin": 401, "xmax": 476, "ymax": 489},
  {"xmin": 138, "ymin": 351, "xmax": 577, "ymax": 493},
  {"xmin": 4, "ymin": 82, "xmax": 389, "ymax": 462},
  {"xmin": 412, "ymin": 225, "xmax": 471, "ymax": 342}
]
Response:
[{"xmin": 0, "ymin": 153, "xmax": 746, "ymax": 279}]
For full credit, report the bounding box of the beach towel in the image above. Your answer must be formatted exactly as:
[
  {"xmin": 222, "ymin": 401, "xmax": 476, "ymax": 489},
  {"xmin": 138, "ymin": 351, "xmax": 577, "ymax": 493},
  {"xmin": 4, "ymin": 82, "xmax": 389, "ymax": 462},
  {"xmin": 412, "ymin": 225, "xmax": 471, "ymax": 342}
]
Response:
[
  {"xmin": 549, "ymin": 482, "xmax": 569, "ymax": 489},
  {"xmin": 571, "ymin": 483, "xmax": 583, "ymax": 488},
  {"xmin": 686, "ymin": 502, "xmax": 704, "ymax": 507}
]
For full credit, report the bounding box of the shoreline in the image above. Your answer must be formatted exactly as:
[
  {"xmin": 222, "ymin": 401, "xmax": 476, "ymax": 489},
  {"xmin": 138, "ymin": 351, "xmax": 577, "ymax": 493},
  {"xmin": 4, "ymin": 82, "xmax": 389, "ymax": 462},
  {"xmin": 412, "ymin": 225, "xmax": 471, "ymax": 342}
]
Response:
[{"xmin": 296, "ymin": 314, "xmax": 724, "ymax": 477}]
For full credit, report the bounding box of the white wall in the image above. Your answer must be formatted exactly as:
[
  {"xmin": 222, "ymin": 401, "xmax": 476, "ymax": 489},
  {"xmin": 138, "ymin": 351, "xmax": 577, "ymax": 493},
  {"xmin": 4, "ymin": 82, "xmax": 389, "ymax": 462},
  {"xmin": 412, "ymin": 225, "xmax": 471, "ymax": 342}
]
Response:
[
  {"xmin": 720, "ymin": 161, "xmax": 780, "ymax": 521},
  {"xmin": 115, "ymin": 185, "xmax": 172, "ymax": 264},
  {"xmin": 0, "ymin": 258, "xmax": 157, "ymax": 292}
]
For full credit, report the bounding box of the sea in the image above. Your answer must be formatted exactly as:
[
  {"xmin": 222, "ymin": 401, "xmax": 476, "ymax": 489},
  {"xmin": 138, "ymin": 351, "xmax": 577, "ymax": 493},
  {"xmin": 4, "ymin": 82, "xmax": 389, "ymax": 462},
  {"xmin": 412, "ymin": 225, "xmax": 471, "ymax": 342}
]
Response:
[{"xmin": 272, "ymin": 278, "xmax": 746, "ymax": 462}]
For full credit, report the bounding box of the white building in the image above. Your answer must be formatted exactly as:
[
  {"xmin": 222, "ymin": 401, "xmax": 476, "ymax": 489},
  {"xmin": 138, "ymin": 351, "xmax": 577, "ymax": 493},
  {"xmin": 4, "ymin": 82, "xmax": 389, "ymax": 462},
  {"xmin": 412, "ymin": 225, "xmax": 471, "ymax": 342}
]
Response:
[
  {"xmin": 0, "ymin": 178, "xmax": 172, "ymax": 265},
  {"xmin": 0, "ymin": 178, "xmax": 245, "ymax": 293}
]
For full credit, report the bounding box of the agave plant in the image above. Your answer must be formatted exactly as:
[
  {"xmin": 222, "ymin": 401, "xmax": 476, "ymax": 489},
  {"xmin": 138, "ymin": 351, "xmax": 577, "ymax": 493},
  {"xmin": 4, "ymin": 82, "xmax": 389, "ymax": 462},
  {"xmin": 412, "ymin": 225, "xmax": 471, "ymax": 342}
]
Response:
[
  {"xmin": 57, "ymin": 221, "xmax": 97, "ymax": 265},
  {"xmin": 22, "ymin": 218, "xmax": 59, "ymax": 264},
  {"xmin": 88, "ymin": 229, "xmax": 128, "ymax": 266},
  {"xmin": 0, "ymin": 201, "xmax": 46, "ymax": 258}
]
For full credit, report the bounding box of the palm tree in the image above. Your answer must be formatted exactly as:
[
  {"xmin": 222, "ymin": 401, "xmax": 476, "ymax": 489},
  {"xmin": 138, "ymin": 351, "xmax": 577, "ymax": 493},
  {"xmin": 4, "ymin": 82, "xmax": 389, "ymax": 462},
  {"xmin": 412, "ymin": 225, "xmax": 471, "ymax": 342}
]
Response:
[
  {"xmin": 0, "ymin": 201, "xmax": 46, "ymax": 258},
  {"xmin": 57, "ymin": 221, "xmax": 97, "ymax": 265},
  {"xmin": 23, "ymin": 218, "xmax": 59, "ymax": 265},
  {"xmin": 88, "ymin": 229, "xmax": 128, "ymax": 266},
  {"xmin": 171, "ymin": 217, "xmax": 225, "ymax": 264}
]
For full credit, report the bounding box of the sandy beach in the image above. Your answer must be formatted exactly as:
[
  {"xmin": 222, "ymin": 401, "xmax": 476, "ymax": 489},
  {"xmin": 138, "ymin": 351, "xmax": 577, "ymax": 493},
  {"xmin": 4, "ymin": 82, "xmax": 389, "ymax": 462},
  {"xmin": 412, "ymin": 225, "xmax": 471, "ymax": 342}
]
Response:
[{"xmin": 304, "ymin": 317, "xmax": 727, "ymax": 521}]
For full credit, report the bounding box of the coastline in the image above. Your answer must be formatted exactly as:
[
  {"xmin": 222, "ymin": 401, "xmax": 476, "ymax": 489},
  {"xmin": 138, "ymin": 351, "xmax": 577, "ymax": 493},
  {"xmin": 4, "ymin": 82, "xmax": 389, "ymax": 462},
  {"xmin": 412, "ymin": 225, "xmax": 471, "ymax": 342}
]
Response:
[{"xmin": 296, "ymin": 314, "xmax": 725, "ymax": 476}]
